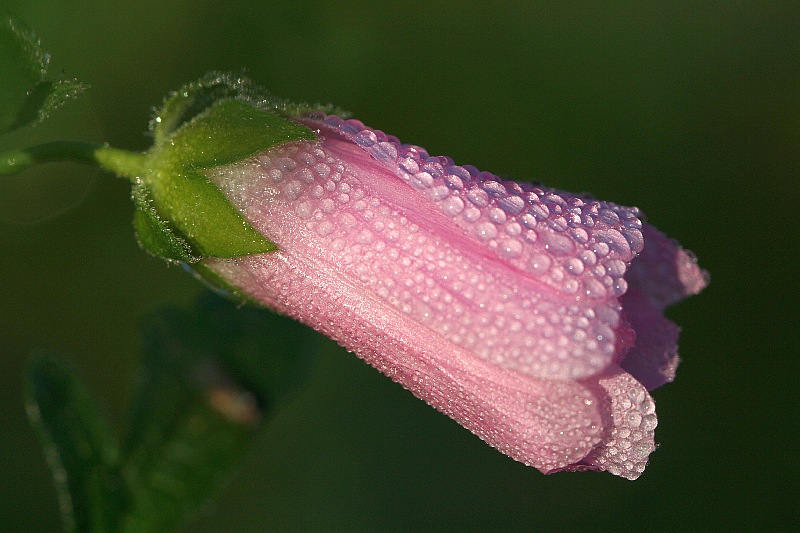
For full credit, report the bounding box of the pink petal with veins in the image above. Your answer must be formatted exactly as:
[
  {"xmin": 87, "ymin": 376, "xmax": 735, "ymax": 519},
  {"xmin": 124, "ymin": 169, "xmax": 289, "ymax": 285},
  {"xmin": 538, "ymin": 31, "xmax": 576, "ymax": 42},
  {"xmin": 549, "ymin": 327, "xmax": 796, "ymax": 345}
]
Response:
[{"xmin": 200, "ymin": 115, "xmax": 707, "ymax": 479}]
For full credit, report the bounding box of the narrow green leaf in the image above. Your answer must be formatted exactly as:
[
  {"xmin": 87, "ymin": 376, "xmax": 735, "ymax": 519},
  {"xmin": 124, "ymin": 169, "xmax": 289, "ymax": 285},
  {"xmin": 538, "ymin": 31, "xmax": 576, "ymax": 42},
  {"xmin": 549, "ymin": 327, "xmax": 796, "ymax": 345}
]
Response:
[
  {"xmin": 25, "ymin": 353, "xmax": 127, "ymax": 533},
  {"xmin": 0, "ymin": 10, "xmax": 85, "ymax": 133}
]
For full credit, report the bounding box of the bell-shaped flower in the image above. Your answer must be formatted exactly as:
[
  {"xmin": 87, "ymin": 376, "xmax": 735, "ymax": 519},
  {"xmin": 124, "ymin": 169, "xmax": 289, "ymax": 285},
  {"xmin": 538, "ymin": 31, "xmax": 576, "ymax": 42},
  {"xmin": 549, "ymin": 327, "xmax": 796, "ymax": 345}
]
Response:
[{"xmin": 134, "ymin": 76, "xmax": 707, "ymax": 480}]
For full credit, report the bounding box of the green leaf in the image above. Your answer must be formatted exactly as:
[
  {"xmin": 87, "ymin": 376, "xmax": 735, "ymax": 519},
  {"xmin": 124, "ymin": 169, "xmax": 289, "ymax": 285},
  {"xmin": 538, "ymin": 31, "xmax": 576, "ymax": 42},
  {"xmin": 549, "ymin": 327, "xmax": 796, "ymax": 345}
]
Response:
[
  {"xmin": 0, "ymin": 10, "xmax": 85, "ymax": 133},
  {"xmin": 121, "ymin": 294, "xmax": 315, "ymax": 532},
  {"xmin": 25, "ymin": 353, "xmax": 127, "ymax": 533},
  {"xmin": 120, "ymin": 308, "xmax": 250, "ymax": 533}
]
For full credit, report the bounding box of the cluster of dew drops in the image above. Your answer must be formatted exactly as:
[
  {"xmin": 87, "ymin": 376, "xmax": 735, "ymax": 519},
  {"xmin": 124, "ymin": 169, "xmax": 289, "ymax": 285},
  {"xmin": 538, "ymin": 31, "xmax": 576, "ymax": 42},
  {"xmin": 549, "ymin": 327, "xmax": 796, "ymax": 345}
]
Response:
[{"xmin": 309, "ymin": 115, "xmax": 646, "ymax": 303}]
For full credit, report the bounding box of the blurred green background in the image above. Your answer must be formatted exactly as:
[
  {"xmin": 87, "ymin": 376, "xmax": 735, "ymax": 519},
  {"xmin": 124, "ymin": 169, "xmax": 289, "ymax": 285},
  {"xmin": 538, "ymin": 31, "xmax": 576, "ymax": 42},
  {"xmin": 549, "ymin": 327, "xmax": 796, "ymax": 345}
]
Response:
[{"xmin": 1, "ymin": 1, "xmax": 797, "ymax": 531}]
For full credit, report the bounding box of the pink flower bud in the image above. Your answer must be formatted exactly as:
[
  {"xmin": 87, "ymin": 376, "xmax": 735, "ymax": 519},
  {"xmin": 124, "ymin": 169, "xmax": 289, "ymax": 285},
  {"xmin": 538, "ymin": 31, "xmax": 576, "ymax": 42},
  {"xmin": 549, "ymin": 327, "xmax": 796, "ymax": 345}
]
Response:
[{"xmin": 201, "ymin": 114, "xmax": 708, "ymax": 479}]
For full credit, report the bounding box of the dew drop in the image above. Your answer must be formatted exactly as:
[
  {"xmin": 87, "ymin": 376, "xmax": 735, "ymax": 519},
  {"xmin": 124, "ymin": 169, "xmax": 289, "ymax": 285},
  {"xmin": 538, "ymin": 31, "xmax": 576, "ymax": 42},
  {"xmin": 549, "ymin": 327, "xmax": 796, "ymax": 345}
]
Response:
[
  {"xmin": 599, "ymin": 208, "xmax": 621, "ymax": 225},
  {"xmin": 505, "ymin": 222, "xmax": 522, "ymax": 236},
  {"xmin": 544, "ymin": 232, "xmax": 575, "ymax": 256},
  {"xmin": 482, "ymin": 181, "xmax": 507, "ymax": 198},
  {"xmin": 580, "ymin": 250, "xmax": 597, "ymax": 266},
  {"xmin": 529, "ymin": 203, "xmax": 550, "ymax": 220},
  {"xmin": 564, "ymin": 257, "xmax": 585, "ymax": 276},
  {"xmin": 606, "ymin": 259, "xmax": 627, "ymax": 277},
  {"xmin": 282, "ymin": 180, "xmax": 303, "ymax": 200},
  {"xmin": 354, "ymin": 129, "xmax": 377, "ymax": 147},
  {"xmin": 641, "ymin": 414, "xmax": 657, "ymax": 431},
  {"xmin": 488, "ymin": 207, "xmax": 507, "ymax": 224},
  {"xmin": 499, "ymin": 195, "xmax": 525, "ymax": 215},
  {"xmin": 444, "ymin": 174, "xmax": 465, "ymax": 190},
  {"xmin": 441, "ymin": 196, "xmax": 465, "ymax": 217},
  {"xmin": 463, "ymin": 207, "xmax": 481, "ymax": 222},
  {"xmin": 372, "ymin": 142, "xmax": 398, "ymax": 161},
  {"xmin": 476, "ymin": 222, "xmax": 498, "ymax": 240},
  {"xmin": 519, "ymin": 213, "xmax": 538, "ymax": 229},
  {"xmin": 320, "ymin": 198, "xmax": 335, "ymax": 212},
  {"xmin": 528, "ymin": 254, "xmax": 551, "ymax": 275},
  {"xmin": 431, "ymin": 185, "xmax": 450, "ymax": 200},
  {"xmin": 593, "ymin": 242, "xmax": 610, "ymax": 257},
  {"xmin": 398, "ymin": 157, "xmax": 419, "ymax": 175},
  {"xmin": 467, "ymin": 189, "xmax": 489, "ymax": 207},
  {"xmin": 639, "ymin": 397, "xmax": 656, "ymax": 415},
  {"xmin": 294, "ymin": 200, "xmax": 314, "ymax": 219},
  {"xmin": 313, "ymin": 163, "xmax": 330, "ymax": 178},
  {"xmin": 411, "ymin": 172, "xmax": 434, "ymax": 189},
  {"xmin": 316, "ymin": 220, "xmax": 334, "ymax": 236},
  {"xmin": 498, "ymin": 238, "xmax": 523, "ymax": 258},
  {"xmin": 584, "ymin": 278, "xmax": 606, "ymax": 299},
  {"xmin": 570, "ymin": 227, "xmax": 589, "ymax": 243},
  {"xmin": 563, "ymin": 278, "xmax": 579, "ymax": 293}
]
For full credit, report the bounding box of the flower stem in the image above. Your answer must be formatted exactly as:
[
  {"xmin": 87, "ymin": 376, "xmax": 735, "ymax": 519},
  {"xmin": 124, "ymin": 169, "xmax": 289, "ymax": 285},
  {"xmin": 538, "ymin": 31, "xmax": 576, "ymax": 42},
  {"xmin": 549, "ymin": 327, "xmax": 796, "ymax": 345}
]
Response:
[{"xmin": 0, "ymin": 141, "xmax": 146, "ymax": 181}]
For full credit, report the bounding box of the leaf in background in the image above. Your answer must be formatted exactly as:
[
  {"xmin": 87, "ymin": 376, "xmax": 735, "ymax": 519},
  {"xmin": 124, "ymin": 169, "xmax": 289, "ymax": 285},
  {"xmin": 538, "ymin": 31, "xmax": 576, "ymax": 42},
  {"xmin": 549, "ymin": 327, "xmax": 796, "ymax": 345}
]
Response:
[
  {"xmin": 121, "ymin": 293, "xmax": 317, "ymax": 533},
  {"xmin": 0, "ymin": 9, "xmax": 85, "ymax": 133},
  {"xmin": 25, "ymin": 353, "xmax": 127, "ymax": 533}
]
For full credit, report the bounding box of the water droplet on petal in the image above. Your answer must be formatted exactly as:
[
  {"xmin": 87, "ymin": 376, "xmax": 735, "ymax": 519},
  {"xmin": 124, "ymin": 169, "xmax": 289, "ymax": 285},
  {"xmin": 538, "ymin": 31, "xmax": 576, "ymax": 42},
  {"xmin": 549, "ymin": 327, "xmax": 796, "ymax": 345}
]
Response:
[
  {"xmin": 476, "ymin": 222, "xmax": 498, "ymax": 240},
  {"xmin": 441, "ymin": 196, "xmax": 465, "ymax": 217},
  {"xmin": 498, "ymin": 238, "xmax": 523, "ymax": 258},
  {"xmin": 354, "ymin": 129, "xmax": 377, "ymax": 147},
  {"xmin": 528, "ymin": 254, "xmax": 551, "ymax": 275},
  {"xmin": 564, "ymin": 258, "xmax": 585, "ymax": 275},
  {"xmin": 467, "ymin": 189, "xmax": 489, "ymax": 207},
  {"xmin": 488, "ymin": 207, "xmax": 507, "ymax": 224}
]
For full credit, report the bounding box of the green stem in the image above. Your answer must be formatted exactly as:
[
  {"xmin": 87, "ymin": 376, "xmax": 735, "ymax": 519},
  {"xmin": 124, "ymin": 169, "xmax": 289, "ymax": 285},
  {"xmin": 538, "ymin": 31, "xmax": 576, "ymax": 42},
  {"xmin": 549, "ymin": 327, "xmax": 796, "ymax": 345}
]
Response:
[{"xmin": 0, "ymin": 140, "xmax": 146, "ymax": 181}]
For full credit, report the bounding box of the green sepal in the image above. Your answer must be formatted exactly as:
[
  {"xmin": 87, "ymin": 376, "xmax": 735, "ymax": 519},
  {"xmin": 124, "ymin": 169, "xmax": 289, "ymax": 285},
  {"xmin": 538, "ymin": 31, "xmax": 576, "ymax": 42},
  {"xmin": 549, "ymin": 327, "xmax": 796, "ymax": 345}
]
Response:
[
  {"xmin": 25, "ymin": 353, "xmax": 128, "ymax": 533},
  {"xmin": 132, "ymin": 182, "xmax": 198, "ymax": 263},
  {"xmin": 138, "ymin": 83, "xmax": 329, "ymax": 262},
  {"xmin": 183, "ymin": 261, "xmax": 261, "ymax": 306},
  {"xmin": 150, "ymin": 72, "xmax": 349, "ymax": 145},
  {"xmin": 0, "ymin": 10, "xmax": 85, "ymax": 133},
  {"xmin": 157, "ymin": 99, "xmax": 316, "ymax": 170}
]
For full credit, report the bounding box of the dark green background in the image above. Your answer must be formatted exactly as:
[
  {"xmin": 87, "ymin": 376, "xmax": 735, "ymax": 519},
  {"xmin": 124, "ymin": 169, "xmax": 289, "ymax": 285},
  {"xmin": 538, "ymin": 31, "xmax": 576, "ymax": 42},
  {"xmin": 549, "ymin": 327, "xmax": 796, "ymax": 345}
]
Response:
[{"xmin": 1, "ymin": 1, "xmax": 797, "ymax": 531}]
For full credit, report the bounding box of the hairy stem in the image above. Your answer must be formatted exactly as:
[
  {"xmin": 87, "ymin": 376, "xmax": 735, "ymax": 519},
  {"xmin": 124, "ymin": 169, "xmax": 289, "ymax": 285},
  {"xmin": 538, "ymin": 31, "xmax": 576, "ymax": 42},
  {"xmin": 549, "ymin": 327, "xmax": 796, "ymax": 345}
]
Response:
[{"xmin": 0, "ymin": 141, "xmax": 146, "ymax": 181}]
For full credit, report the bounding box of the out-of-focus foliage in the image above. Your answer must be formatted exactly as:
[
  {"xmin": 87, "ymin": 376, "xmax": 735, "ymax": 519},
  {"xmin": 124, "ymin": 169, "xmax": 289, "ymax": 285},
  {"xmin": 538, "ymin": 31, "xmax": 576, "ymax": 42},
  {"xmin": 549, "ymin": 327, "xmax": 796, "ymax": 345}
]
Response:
[
  {"xmin": 0, "ymin": 9, "xmax": 83, "ymax": 133},
  {"xmin": 25, "ymin": 294, "xmax": 315, "ymax": 532}
]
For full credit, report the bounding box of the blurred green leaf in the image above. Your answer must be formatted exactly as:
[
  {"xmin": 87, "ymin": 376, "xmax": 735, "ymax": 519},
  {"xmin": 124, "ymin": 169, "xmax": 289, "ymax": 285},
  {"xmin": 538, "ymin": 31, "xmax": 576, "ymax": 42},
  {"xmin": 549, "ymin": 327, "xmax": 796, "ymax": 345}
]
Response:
[
  {"xmin": 25, "ymin": 353, "xmax": 127, "ymax": 533},
  {"xmin": 0, "ymin": 10, "xmax": 85, "ymax": 133},
  {"xmin": 120, "ymin": 293, "xmax": 316, "ymax": 532}
]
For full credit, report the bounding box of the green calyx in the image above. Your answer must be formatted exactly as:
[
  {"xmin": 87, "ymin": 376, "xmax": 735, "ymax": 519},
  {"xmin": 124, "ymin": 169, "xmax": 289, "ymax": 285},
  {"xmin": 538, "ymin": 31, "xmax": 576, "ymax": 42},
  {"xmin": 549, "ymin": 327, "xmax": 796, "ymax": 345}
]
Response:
[{"xmin": 132, "ymin": 74, "xmax": 337, "ymax": 263}]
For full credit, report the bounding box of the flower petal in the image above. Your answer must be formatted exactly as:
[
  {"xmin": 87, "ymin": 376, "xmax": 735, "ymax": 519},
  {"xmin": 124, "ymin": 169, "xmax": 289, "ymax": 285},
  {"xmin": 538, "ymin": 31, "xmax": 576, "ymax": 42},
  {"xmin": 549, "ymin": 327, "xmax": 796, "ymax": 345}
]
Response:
[
  {"xmin": 579, "ymin": 367, "xmax": 658, "ymax": 480},
  {"xmin": 207, "ymin": 120, "xmax": 650, "ymax": 382},
  {"xmin": 627, "ymin": 224, "xmax": 709, "ymax": 309},
  {"xmin": 619, "ymin": 288, "xmax": 681, "ymax": 390},
  {"xmin": 205, "ymin": 248, "xmax": 606, "ymax": 474}
]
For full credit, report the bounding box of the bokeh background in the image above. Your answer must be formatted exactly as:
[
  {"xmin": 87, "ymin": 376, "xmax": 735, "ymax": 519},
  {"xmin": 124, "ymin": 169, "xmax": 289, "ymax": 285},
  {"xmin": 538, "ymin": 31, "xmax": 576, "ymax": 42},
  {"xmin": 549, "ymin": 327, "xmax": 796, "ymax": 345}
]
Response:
[{"xmin": 1, "ymin": 1, "xmax": 797, "ymax": 531}]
